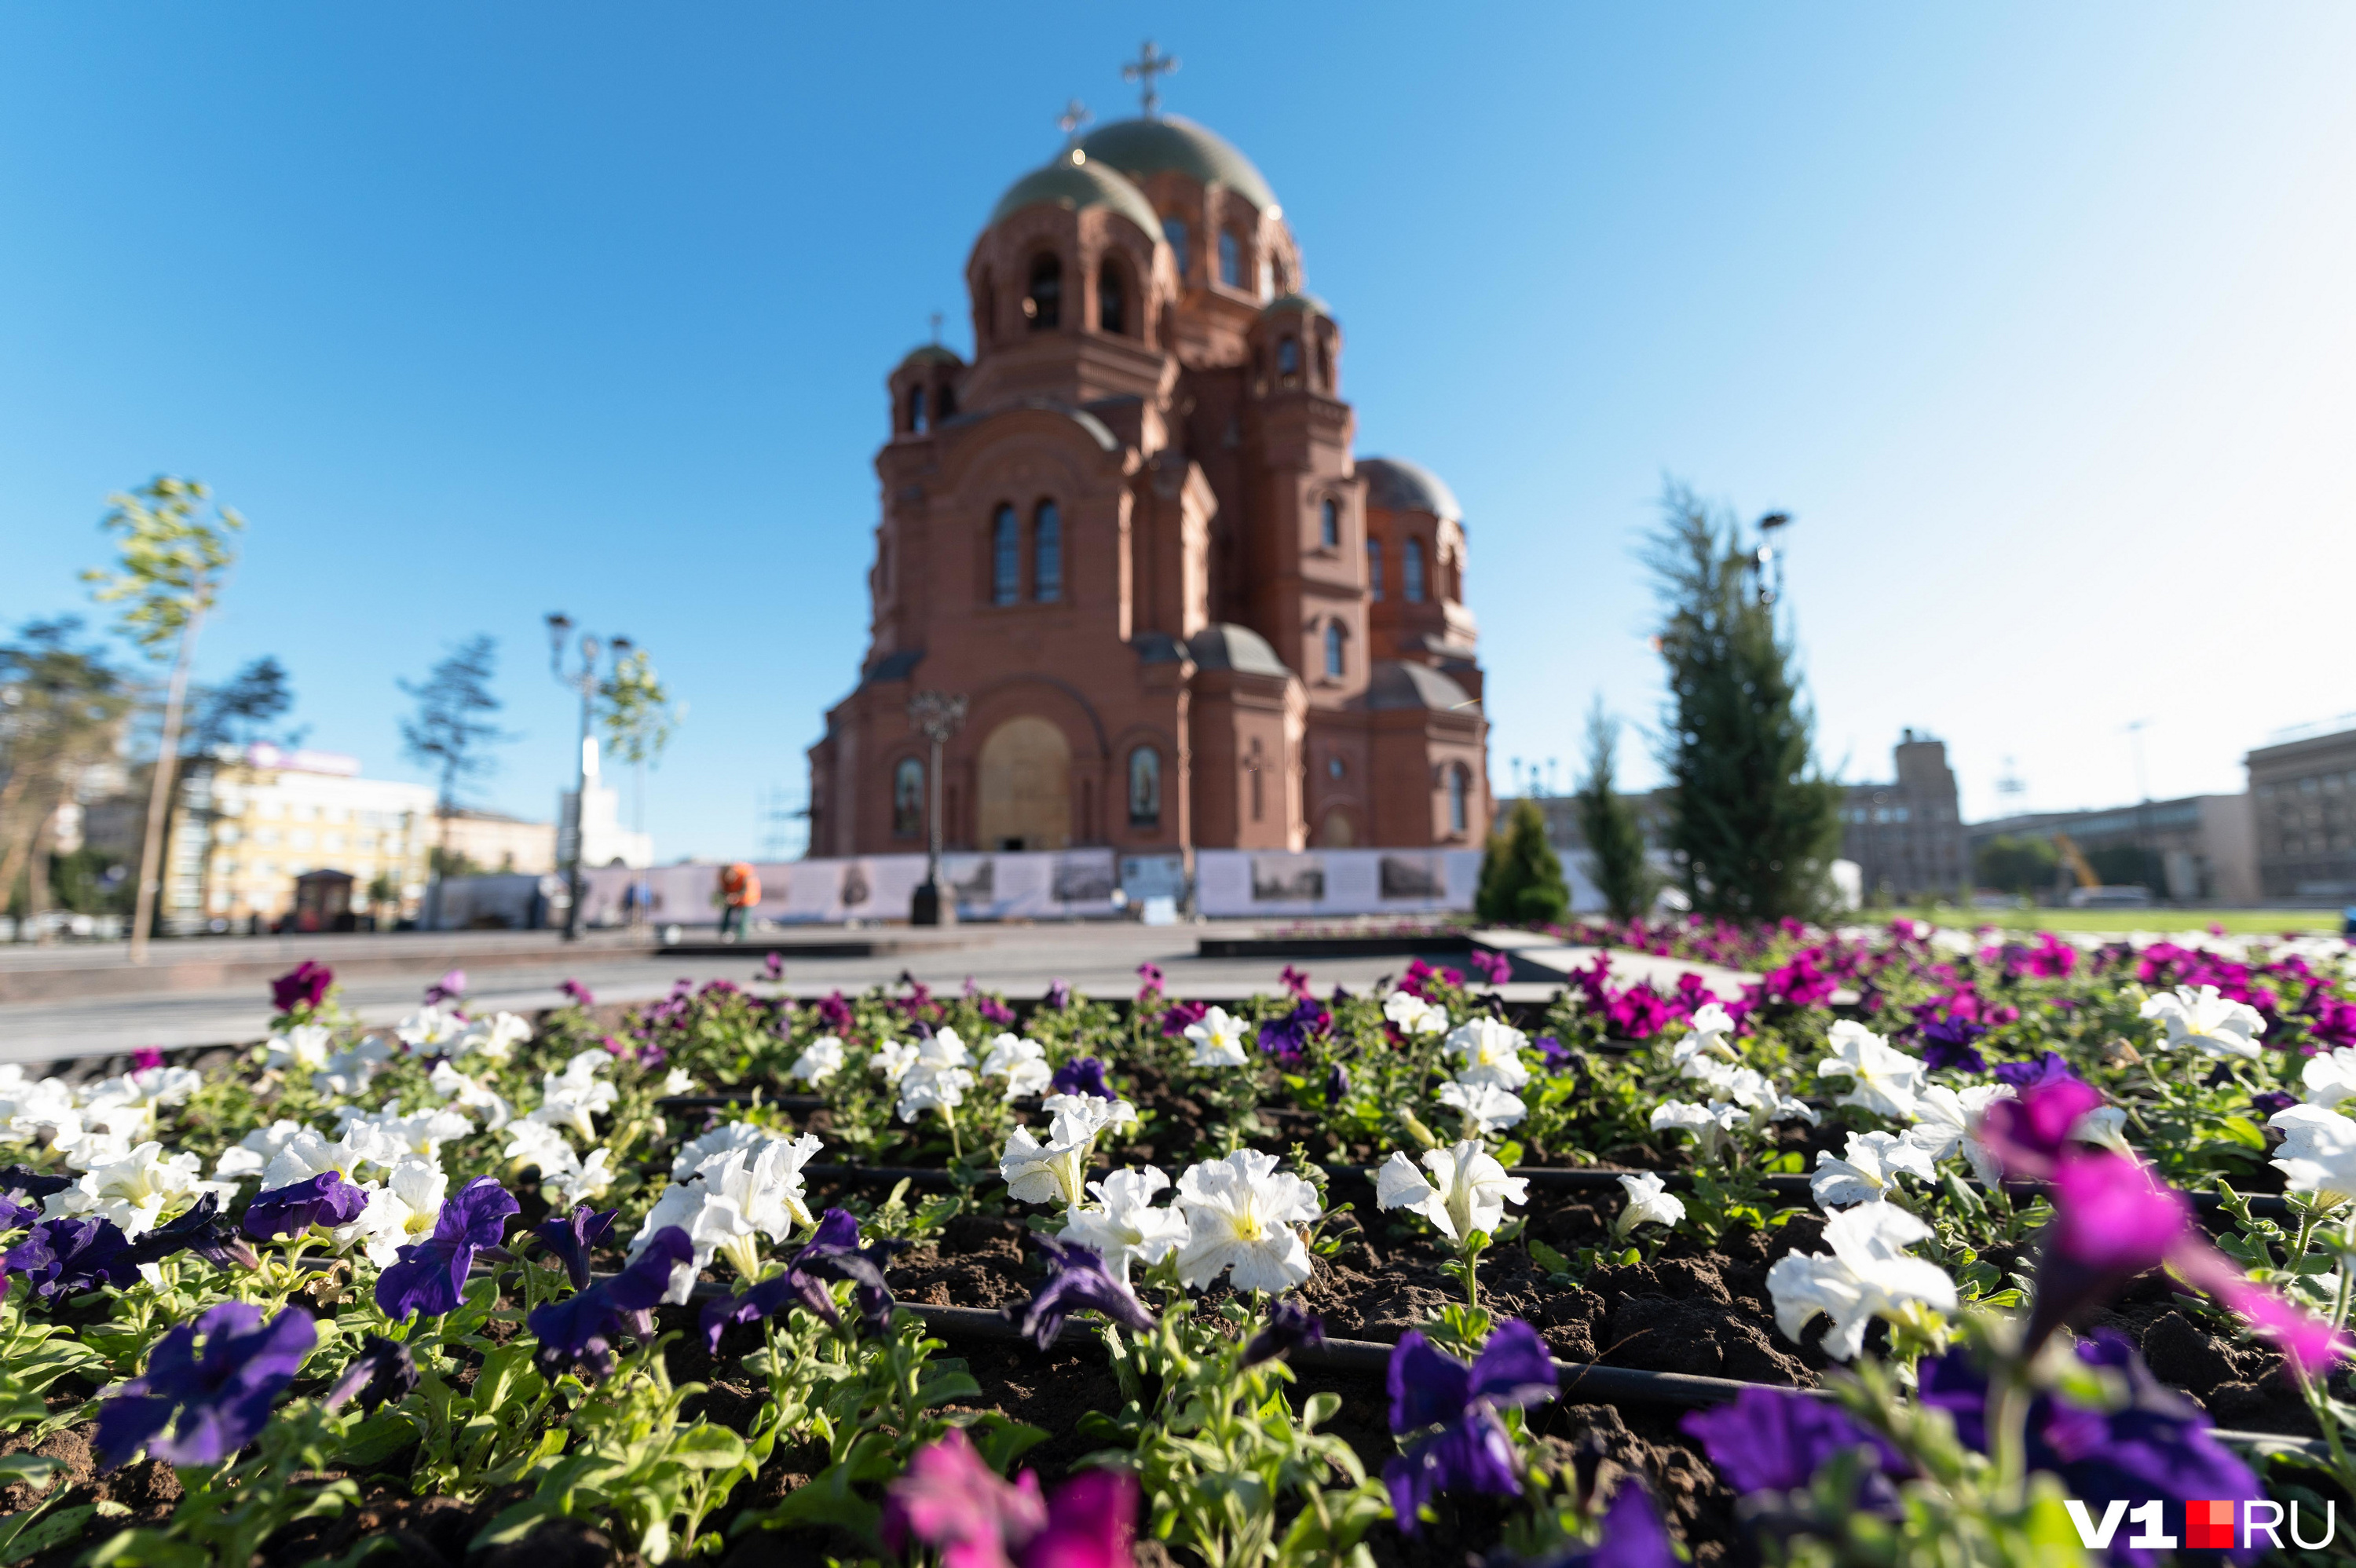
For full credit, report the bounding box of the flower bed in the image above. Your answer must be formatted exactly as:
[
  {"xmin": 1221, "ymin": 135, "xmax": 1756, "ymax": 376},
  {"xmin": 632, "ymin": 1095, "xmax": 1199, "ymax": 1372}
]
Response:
[{"xmin": 0, "ymin": 922, "xmax": 2352, "ymax": 1566}]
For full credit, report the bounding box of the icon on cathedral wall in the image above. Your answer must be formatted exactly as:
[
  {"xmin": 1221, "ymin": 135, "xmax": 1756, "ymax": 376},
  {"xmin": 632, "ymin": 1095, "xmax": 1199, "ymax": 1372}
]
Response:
[{"xmin": 1378, "ymin": 854, "xmax": 1445, "ymax": 901}]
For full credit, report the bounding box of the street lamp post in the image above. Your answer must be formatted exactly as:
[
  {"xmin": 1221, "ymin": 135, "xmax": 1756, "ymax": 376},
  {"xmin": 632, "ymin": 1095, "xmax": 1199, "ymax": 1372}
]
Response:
[
  {"xmin": 1752, "ymin": 512, "xmax": 1792, "ymax": 608},
  {"xmin": 906, "ymin": 690, "xmax": 968, "ymax": 927},
  {"xmin": 547, "ymin": 614, "xmax": 631, "ymax": 942}
]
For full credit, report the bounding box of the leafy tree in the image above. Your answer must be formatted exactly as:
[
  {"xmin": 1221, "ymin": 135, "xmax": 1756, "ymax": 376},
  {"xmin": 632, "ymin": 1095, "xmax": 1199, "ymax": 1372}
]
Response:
[
  {"xmin": 1475, "ymin": 797, "xmax": 1569, "ymax": 927},
  {"xmin": 2084, "ymin": 843, "xmax": 2165, "ymax": 892},
  {"xmin": 596, "ymin": 649, "xmax": 678, "ymax": 769},
  {"xmin": 1575, "ymin": 696, "xmax": 1657, "ymax": 923},
  {"xmin": 1647, "ymin": 482, "xmax": 1844, "ymax": 922},
  {"xmin": 1974, "ymin": 835, "xmax": 2057, "ymax": 897},
  {"xmin": 0, "ymin": 619, "xmax": 134, "ymax": 923},
  {"xmin": 187, "ymin": 655, "xmax": 298, "ymax": 755},
  {"xmin": 82, "ymin": 477, "xmax": 242, "ymax": 957},
  {"xmin": 400, "ymin": 637, "xmax": 508, "ymax": 913}
]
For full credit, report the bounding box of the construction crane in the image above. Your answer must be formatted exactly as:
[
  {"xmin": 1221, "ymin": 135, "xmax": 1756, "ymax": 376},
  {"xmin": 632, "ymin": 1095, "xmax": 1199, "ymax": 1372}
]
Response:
[{"xmin": 2051, "ymin": 832, "xmax": 2100, "ymax": 891}]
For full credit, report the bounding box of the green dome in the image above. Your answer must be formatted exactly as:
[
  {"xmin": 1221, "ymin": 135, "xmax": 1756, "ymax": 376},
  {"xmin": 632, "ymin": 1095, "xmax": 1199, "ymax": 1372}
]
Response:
[
  {"xmin": 898, "ymin": 344, "xmax": 964, "ymax": 369},
  {"xmin": 1263, "ymin": 291, "xmax": 1332, "ymax": 318},
  {"xmin": 1358, "ymin": 456, "xmax": 1462, "ymax": 521},
  {"xmin": 1077, "ymin": 115, "xmax": 1279, "ymax": 212},
  {"xmin": 987, "ymin": 151, "xmax": 1161, "ymax": 237}
]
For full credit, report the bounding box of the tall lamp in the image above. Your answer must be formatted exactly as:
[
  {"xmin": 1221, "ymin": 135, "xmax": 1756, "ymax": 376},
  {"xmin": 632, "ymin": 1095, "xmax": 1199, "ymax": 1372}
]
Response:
[
  {"xmin": 906, "ymin": 690, "xmax": 968, "ymax": 927},
  {"xmin": 547, "ymin": 613, "xmax": 630, "ymax": 941}
]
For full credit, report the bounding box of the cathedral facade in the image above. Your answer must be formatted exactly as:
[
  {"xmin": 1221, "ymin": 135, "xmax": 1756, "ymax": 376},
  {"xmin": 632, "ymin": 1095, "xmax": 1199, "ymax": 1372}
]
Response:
[{"xmin": 805, "ymin": 111, "xmax": 1491, "ymax": 864}]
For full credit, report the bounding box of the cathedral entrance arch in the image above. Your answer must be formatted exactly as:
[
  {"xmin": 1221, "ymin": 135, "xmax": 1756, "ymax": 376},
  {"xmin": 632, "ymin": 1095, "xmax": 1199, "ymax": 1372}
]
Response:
[{"xmin": 976, "ymin": 716, "xmax": 1071, "ymax": 850}]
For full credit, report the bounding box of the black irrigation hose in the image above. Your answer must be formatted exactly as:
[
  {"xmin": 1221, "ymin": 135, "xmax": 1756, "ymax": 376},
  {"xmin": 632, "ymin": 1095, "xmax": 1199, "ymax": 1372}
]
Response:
[{"xmin": 791, "ymin": 1162, "xmax": 2295, "ymax": 1219}]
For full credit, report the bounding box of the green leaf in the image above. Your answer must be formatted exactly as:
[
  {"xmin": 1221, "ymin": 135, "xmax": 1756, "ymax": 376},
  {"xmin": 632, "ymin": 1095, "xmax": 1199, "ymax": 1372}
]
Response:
[
  {"xmin": 668, "ymin": 1424, "xmax": 748, "ymax": 1471},
  {"xmin": 337, "ymin": 1410, "xmax": 420, "ymax": 1468},
  {"xmin": 913, "ymin": 1369, "xmax": 983, "ymax": 1410},
  {"xmin": 969, "ymin": 1420, "xmax": 1051, "ymax": 1473},
  {"xmin": 0, "ymin": 1504, "xmax": 93, "ymax": 1564},
  {"xmin": 2215, "ymin": 1116, "xmax": 2267, "ymax": 1151},
  {"xmin": 1526, "ymin": 1238, "xmax": 1571, "ymax": 1275},
  {"xmin": 0, "ymin": 1458, "xmax": 59, "ymax": 1493}
]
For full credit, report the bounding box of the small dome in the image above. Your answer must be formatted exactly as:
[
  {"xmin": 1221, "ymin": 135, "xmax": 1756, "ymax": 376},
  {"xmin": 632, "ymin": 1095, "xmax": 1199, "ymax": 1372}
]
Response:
[
  {"xmin": 1363, "ymin": 660, "xmax": 1473, "ymax": 712},
  {"xmin": 1186, "ymin": 622, "xmax": 1290, "ymax": 678},
  {"xmin": 987, "ymin": 150, "xmax": 1161, "ymax": 239},
  {"xmin": 1262, "ymin": 291, "xmax": 1333, "ymax": 318},
  {"xmin": 898, "ymin": 345, "xmax": 964, "ymax": 371},
  {"xmin": 1078, "ymin": 116, "xmax": 1279, "ymax": 212},
  {"xmin": 1357, "ymin": 456, "xmax": 1462, "ymax": 521}
]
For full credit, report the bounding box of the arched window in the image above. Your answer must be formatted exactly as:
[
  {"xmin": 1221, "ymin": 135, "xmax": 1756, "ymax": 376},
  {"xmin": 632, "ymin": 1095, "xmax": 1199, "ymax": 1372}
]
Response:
[
  {"xmin": 976, "ymin": 269, "xmax": 993, "ymax": 343},
  {"xmin": 1025, "ymin": 253, "xmax": 1061, "ymax": 330},
  {"xmin": 1033, "ymin": 500, "xmax": 1062, "ymax": 602},
  {"xmin": 1098, "ymin": 260, "xmax": 1126, "ymax": 334},
  {"xmin": 1128, "ymin": 746, "xmax": 1161, "ymax": 827},
  {"xmin": 1319, "ymin": 497, "xmax": 1339, "ymax": 549},
  {"xmin": 1323, "ymin": 621, "xmax": 1345, "ymax": 679},
  {"xmin": 991, "ymin": 505, "xmax": 1020, "ymax": 605},
  {"xmin": 1315, "ymin": 335, "xmax": 1333, "ymax": 388},
  {"xmin": 936, "ymin": 384, "xmax": 957, "ymax": 420},
  {"xmin": 1366, "ymin": 538, "xmax": 1384, "ymax": 600},
  {"xmin": 1276, "ymin": 335, "xmax": 1301, "ymax": 383},
  {"xmin": 1218, "ymin": 229, "xmax": 1243, "ymax": 288},
  {"xmin": 1162, "ymin": 217, "xmax": 1190, "ymax": 279},
  {"xmin": 892, "ymin": 758, "xmax": 924, "ymax": 838},
  {"xmin": 1404, "ymin": 538, "xmax": 1427, "ymax": 603},
  {"xmin": 907, "ymin": 386, "xmax": 927, "ymax": 434},
  {"xmin": 1448, "ymin": 765, "xmax": 1469, "ymax": 835}
]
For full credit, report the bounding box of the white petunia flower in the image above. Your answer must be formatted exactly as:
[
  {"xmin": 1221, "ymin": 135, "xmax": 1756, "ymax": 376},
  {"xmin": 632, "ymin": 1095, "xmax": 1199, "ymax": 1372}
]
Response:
[
  {"xmin": 786, "ymin": 1036, "xmax": 846, "ymax": 1086},
  {"xmin": 1648, "ymin": 1098, "xmax": 1748, "ymax": 1159},
  {"xmin": 671, "ymin": 1120, "xmax": 772, "ymax": 1181},
  {"xmin": 1173, "ymin": 1149, "xmax": 1323, "ymax": 1293},
  {"xmin": 1670, "ymin": 1003, "xmax": 1738, "ymax": 1070},
  {"xmin": 0, "ymin": 1075, "xmax": 82, "ymax": 1147},
  {"xmin": 1374, "ymin": 1139, "xmax": 1527, "ymax": 1243},
  {"xmin": 980, "ymin": 1033, "xmax": 1053, "ymax": 1100},
  {"xmin": 42, "ymin": 1141, "xmax": 202, "ymax": 1237},
  {"xmin": 529, "ymin": 1049, "xmax": 619, "ymax": 1141},
  {"xmin": 396, "ymin": 1006, "xmax": 468, "ymax": 1054},
  {"xmin": 1183, "ymin": 1007, "xmax": 1251, "ymax": 1068},
  {"xmin": 426, "ymin": 1059, "xmax": 513, "ymax": 1131},
  {"xmin": 896, "ymin": 1062, "xmax": 975, "ymax": 1122},
  {"xmin": 1436, "ymin": 1079, "xmax": 1527, "ymax": 1136},
  {"xmin": 265, "ymin": 1025, "xmax": 335, "ymax": 1073},
  {"xmin": 347, "ymin": 1157, "xmax": 448, "ymax": 1266},
  {"xmin": 1902, "ymin": 1084, "xmax": 2014, "ymax": 1186},
  {"xmin": 1765, "ymin": 1200, "xmax": 1958, "ymax": 1360},
  {"xmin": 1059, "ymin": 1166, "xmax": 1190, "ymax": 1285},
  {"xmin": 1614, "ymin": 1171, "xmax": 1685, "ymax": 1237},
  {"xmin": 2140, "ymin": 985, "xmax": 2265, "ymax": 1061},
  {"xmin": 454, "ymin": 1011, "xmax": 531, "ymax": 1063},
  {"xmin": 871, "ymin": 1040, "xmax": 919, "ymax": 1084},
  {"xmin": 2072, "ymin": 1105, "xmax": 2133, "ymax": 1154},
  {"xmin": 629, "ymin": 1179, "xmax": 754, "ymax": 1303},
  {"xmin": 691, "ymin": 1131, "xmax": 821, "ymax": 1231},
  {"xmin": 313, "ymin": 1038, "xmax": 393, "ymax": 1098},
  {"xmin": 502, "ymin": 1119, "xmax": 579, "ymax": 1176},
  {"xmin": 999, "ymin": 1100, "xmax": 1120, "ymax": 1208},
  {"xmin": 2303, "ymin": 1047, "xmax": 2356, "ymax": 1109},
  {"xmin": 663, "ymin": 1067, "xmax": 695, "ymax": 1095},
  {"xmin": 1043, "ymin": 1091, "xmax": 1139, "ymax": 1131},
  {"xmin": 1383, "ymin": 992, "xmax": 1449, "ymax": 1037},
  {"xmin": 2271, "ymin": 1104, "xmax": 2356, "ymax": 1207},
  {"xmin": 262, "ymin": 1127, "xmax": 365, "ymax": 1190},
  {"xmin": 1443, "ymin": 1018, "xmax": 1531, "ymax": 1091},
  {"xmin": 1811, "ymin": 1131, "xmax": 1937, "ymax": 1209},
  {"xmin": 214, "ymin": 1118, "xmax": 306, "ymax": 1183},
  {"xmin": 547, "ymin": 1147, "xmax": 617, "ymax": 1209},
  {"xmin": 335, "ymin": 1102, "xmax": 472, "ymax": 1168},
  {"xmin": 1817, "ymin": 1021, "xmax": 1926, "ymax": 1121}
]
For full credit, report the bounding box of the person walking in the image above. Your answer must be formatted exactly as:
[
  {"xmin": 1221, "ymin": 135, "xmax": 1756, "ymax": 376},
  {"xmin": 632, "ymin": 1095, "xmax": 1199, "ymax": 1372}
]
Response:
[{"xmin": 717, "ymin": 861, "xmax": 760, "ymax": 942}]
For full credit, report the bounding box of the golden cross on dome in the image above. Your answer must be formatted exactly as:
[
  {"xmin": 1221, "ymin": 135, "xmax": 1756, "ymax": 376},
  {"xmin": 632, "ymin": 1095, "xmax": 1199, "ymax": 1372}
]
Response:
[
  {"xmin": 1122, "ymin": 41, "xmax": 1178, "ymax": 119},
  {"xmin": 929, "ymin": 311, "xmax": 942, "ymax": 345},
  {"xmin": 1057, "ymin": 98, "xmax": 1092, "ymax": 147}
]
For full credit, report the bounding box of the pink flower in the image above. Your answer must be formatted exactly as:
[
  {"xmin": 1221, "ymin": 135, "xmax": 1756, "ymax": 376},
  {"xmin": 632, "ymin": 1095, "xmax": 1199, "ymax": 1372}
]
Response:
[
  {"xmin": 130, "ymin": 1048, "xmax": 165, "ymax": 1073},
  {"xmin": 1974, "ymin": 1077, "xmax": 2106, "ymax": 1180},
  {"xmin": 881, "ymin": 1430, "xmax": 1136, "ymax": 1568}
]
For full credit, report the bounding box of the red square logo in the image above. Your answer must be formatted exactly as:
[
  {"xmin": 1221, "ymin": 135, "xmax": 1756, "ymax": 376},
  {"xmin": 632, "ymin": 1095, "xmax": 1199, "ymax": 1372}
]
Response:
[{"xmin": 2185, "ymin": 1500, "xmax": 2235, "ymax": 1550}]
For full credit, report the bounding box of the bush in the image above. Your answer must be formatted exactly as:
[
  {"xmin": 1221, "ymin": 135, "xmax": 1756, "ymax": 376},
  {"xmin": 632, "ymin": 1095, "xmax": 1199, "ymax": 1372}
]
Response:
[{"xmin": 1476, "ymin": 797, "xmax": 1569, "ymax": 926}]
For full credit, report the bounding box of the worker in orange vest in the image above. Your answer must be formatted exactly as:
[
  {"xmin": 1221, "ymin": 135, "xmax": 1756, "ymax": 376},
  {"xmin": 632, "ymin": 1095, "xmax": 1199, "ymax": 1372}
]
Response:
[{"xmin": 717, "ymin": 861, "xmax": 760, "ymax": 941}]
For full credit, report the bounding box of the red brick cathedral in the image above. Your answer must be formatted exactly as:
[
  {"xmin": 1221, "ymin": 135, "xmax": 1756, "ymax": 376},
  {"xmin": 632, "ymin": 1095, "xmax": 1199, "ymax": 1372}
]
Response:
[{"xmin": 806, "ymin": 97, "xmax": 1492, "ymax": 862}]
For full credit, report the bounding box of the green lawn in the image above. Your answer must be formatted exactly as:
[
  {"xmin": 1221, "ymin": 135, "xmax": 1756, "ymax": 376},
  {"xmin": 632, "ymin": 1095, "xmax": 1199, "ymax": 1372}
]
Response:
[{"xmin": 1894, "ymin": 905, "xmax": 2343, "ymax": 936}]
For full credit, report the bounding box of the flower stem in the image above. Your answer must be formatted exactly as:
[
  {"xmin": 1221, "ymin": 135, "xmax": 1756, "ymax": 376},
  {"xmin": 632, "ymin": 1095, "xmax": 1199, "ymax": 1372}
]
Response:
[{"xmin": 1989, "ymin": 1360, "xmax": 2032, "ymax": 1510}]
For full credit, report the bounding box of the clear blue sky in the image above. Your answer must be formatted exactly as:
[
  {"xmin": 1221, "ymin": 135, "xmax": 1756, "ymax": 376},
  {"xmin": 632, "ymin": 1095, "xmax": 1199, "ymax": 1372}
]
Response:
[{"xmin": 5, "ymin": 5, "xmax": 2352, "ymax": 860}]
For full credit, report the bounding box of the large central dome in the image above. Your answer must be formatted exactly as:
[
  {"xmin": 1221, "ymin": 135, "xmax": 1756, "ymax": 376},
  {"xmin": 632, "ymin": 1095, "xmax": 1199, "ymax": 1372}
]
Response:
[
  {"xmin": 986, "ymin": 149, "xmax": 1162, "ymax": 236},
  {"xmin": 1077, "ymin": 115, "xmax": 1278, "ymax": 211}
]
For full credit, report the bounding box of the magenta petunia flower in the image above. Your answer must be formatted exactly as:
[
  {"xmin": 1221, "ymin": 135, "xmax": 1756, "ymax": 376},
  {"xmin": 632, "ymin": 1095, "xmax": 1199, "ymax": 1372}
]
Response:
[
  {"xmin": 881, "ymin": 1428, "xmax": 1137, "ymax": 1568},
  {"xmin": 269, "ymin": 960, "xmax": 333, "ymax": 1014}
]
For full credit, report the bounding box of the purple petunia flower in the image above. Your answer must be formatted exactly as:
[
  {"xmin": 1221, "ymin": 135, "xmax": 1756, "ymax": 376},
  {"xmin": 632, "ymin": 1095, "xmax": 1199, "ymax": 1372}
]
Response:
[
  {"xmin": 977, "ymin": 996, "xmax": 1016, "ymax": 1027},
  {"xmin": 1326, "ymin": 1062, "xmax": 1351, "ymax": 1102},
  {"xmin": 1917, "ymin": 1014, "xmax": 1988, "ymax": 1075},
  {"xmin": 242, "ymin": 1172, "xmax": 371, "ymax": 1242},
  {"xmin": 1136, "ymin": 962, "xmax": 1165, "ymax": 998},
  {"xmin": 1243, "ymin": 1302, "xmax": 1324, "ymax": 1367},
  {"xmin": 1682, "ymin": 1384, "xmax": 1906, "ymax": 1504},
  {"xmin": 324, "ymin": 1334, "xmax": 419, "ymax": 1416},
  {"xmin": 123, "ymin": 1193, "xmax": 256, "ymax": 1273},
  {"xmin": 560, "ymin": 978, "xmax": 595, "ymax": 1008},
  {"xmin": 1160, "ymin": 999, "xmax": 1209, "ymax": 1037},
  {"xmin": 1470, "ymin": 951, "xmax": 1513, "ymax": 987},
  {"xmin": 375, "ymin": 1176, "xmax": 517, "ymax": 1321},
  {"xmin": 0, "ymin": 1166, "xmax": 74, "ymax": 1233},
  {"xmin": 1992, "ymin": 1051, "xmax": 2076, "ymax": 1092},
  {"xmin": 1048, "ymin": 1057, "xmax": 1116, "ymax": 1100},
  {"xmin": 270, "ymin": 960, "xmax": 334, "ymax": 1014},
  {"xmin": 700, "ymin": 1208, "xmax": 906, "ymax": 1350},
  {"xmin": 5, "ymin": 1217, "xmax": 138, "ymax": 1301},
  {"xmin": 816, "ymin": 990, "xmax": 855, "ymax": 1033},
  {"xmin": 94, "ymin": 1301, "xmax": 316, "ymax": 1469},
  {"xmin": 2250, "ymin": 1089, "xmax": 2298, "ymax": 1119},
  {"xmin": 423, "ymin": 967, "xmax": 467, "ymax": 1006},
  {"xmin": 534, "ymin": 1205, "xmax": 619, "ymax": 1291},
  {"xmin": 1385, "ymin": 1319, "xmax": 1558, "ymax": 1533},
  {"xmin": 531, "ymin": 1226, "xmax": 692, "ymax": 1379},
  {"xmin": 1280, "ymin": 965, "xmax": 1313, "ymax": 1000},
  {"xmin": 1044, "ymin": 978, "xmax": 1073, "ymax": 1011},
  {"xmin": 1011, "ymin": 1234, "xmax": 1156, "ymax": 1351},
  {"xmin": 1533, "ymin": 1035, "xmax": 1575, "ymax": 1071},
  {"xmin": 1517, "ymin": 1480, "xmax": 1678, "ymax": 1568},
  {"xmin": 1918, "ymin": 1336, "xmax": 2263, "ymax": 1567},
  {"xmin": 1257, "ymin": 999, "xmax": 1328, "ymax": 1063},
  {"xmin": 762, "ymin": 951, "xmax": 784, "ymax": 981}
]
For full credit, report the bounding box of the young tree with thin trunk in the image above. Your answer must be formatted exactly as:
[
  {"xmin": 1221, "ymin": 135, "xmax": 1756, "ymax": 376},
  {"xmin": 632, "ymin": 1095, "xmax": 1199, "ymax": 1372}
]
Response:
[
  {"xmin": 82, "ymin": 477, "xmax": 243, "ymax": 962},
  {"xmin": 0, "ymin": 620, "xmax": 133, "ymax": 932},
  {"xmin": 1575, "ymin": 696, "xmax": 1658, "ymax": 924},
  {"xmin": 400, "ymin": 637, "xmax": 507, "ymax": 928},
  {"xmin": 1647, "ymin": 482, "xmax": 1843, "ymax": 923}
]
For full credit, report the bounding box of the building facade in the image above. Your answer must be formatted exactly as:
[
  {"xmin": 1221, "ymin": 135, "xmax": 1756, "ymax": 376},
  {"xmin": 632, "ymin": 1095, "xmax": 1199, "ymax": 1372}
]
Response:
[
  {"xmin": 2247, "ymin": 725, "xmax": 2356, "ymax": 901},
  {"xmin": 806, "ymin": 111, "xmax": 1491, "ymax": 868},
  {"xmin": 1966, "ymin": 795, "xmax": 2259, "ymax": 905},
  {"xmin": 438, "ymin": 808, "xmax": 558, "ymax": 875},
  {"xmin": 1841, "ymin": 730, "xmax": 1968, "ymax": 901}
]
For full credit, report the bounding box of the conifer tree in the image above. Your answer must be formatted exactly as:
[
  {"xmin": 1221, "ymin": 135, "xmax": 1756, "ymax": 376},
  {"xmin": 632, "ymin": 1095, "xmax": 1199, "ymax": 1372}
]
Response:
[
  {"xmin": 1475, "ymin": 797, "xmax": 1569, "ymax": 927},
  {"xmin": 1647, "ymin": 483, "xmax": 1844, "ymax": 922},
  {"xmin": 1575, "ymin": 696, "xmax": 1656, "ymax": 923}
]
